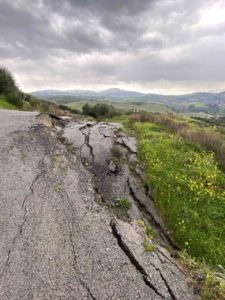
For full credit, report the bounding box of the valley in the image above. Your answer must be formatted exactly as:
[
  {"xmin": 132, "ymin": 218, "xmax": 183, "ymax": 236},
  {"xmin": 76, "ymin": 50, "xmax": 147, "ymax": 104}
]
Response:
[{"xmin": 32, "ymin": 88, "xmax": 225, "ymax": 117}]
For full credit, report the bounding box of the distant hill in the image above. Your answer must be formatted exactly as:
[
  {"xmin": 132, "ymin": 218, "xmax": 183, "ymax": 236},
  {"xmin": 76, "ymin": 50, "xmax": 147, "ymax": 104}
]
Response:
[
  {"xmin": 31, "ymin": 88, "xmax": 225, "ymax": 104},
  {"xmin": 31, "ymin": 88, "xmax": 145, "ymax": 100},
  {"xmin": 98, "ymin": 88, "xmax": 144, "ymax": 98}
]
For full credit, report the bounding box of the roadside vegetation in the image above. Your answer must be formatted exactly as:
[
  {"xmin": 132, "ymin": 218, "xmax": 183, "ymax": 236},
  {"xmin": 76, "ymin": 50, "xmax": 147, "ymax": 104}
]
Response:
[
  {"xmin": 101, "ymin": 112, "xmax": 225, "ymax": 300},
  {"xmin": 107, "ymin": 113, "xmax": 225, "ymax": 253},
  {"xmin": 116, "ymin": 198, "xmax": 132, "ymax": 210},
  {"xmin": 130, "ymin": 112, "xmax": 225, "ymax": 169},
  {"xmin": 0, "ymin": 96, "xmax": 17, "ymax": 110},
  {"xmin": 109, "ymin": 112, "xmax": 225, "ymax": 299},
  {"xmin": 81, "ymin": 102, "xmax": 120, "ymax": 119},
  {"xmin": 179, "ymin": 252, "xmax": 225, "ymax": 300},
  {"xmin": 130, "ymin": 119, "xmax": 225, "ymax": 266},
  {"xmin": 0, "ymin": 67, "xmax": 64, "ymax": 114},
  {"xmin": 0, "ymin": 67, "xmax": 24, "ymax": 109}
]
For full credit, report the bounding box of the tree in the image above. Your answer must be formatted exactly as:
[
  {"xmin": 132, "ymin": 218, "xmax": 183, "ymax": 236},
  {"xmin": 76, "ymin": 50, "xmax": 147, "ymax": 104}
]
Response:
[
  {"xmin": 0, "ymin": 67, "xmax": 18, "ymax": 95},
  {"xmin": 82, "ymin": 103, "xmax": 92, "ymax": 115},
  {"xmin": 82, "ymin": 102, "xmax": 118, "ymax": 118}
]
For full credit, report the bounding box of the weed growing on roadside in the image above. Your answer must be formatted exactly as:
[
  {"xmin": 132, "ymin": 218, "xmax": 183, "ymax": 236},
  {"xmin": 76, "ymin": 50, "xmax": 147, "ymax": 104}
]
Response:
[
  {"xmin": 116, "ymin": 198, "xmax": 132, "ymax": 210},
  {"xmin": 179, "ymin": 251, "xmax": 225, "ymax": 300},
  {"xmin": 145, "ymin": 226, "xmax": 156, "ymax": 239},
  {"xmin": 144, "ymin": 238, "xmax": 156, "ymax": 253},
  {"xmin": 54, "ymin": 184, "xmax": 63, "ymax": 192}
]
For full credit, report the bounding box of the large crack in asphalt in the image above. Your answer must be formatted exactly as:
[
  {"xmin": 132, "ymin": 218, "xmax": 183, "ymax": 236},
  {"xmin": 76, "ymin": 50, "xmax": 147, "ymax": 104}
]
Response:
[
  {"xmin": 156, "ymin": 248, "xmax": 186, "ymax": 276},
  {"xmin": 69, "ymin": 230, "xmax": 98, "ymax": 300},
  {"xmin": 79, "ymin": 124, "xmax": 95, "ymax": 163},
  {"xmin": 58, "ymin": 120, "xmax": 195, "ymax": 299},
  {"xmin": 110, "ymin": 219, "xmax": 164, "ymax": 298},
  {"xmin": 0, "ymin": 163, "xmax": 45, "ymax": 282},
  {"xmin": 127, "ymin": 177, "xmax": 178, "ymax": 249},
  {"xmin": 68, "ymin": 122, "xmax": 176, "ymax": 248},
  {"xmin": 1, "ymin": 113, "xmax": 196, "ymax": 299},
  {"xmin": 59, "ymin": 185, "xmax": 98, "ymax": 300},
  {"xmin": 110, "ymin": 219, "xmax": 182, "ymax": 300}
]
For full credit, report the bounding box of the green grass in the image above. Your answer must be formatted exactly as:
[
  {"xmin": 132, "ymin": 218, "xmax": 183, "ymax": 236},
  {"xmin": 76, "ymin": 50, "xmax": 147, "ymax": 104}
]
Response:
[
  {"xmin": 143, "ymin": 238, "xmax": 156, "ymax": 252},
  {"xmin": 116, "ymin": 198, "xmax": 132, "ymax": 209},
  {"xmin": 130, "ymin": 121, "xmax": 225, "ymax": 267},
  {"xmin": 177, "ymin": 101, "xmax": 206, "ymax": 108},
  {"xmin": 66, "ymin": 101, "xmax": 87, "ymax": 111},
  {"xmin": 145, "ymin": 226, "xmax": 156, "ymax": 238},
  {"xmin": 0, "ymin": 96, "xmax": 17, "ymax": 110},
  {"xmin": 179, "ymin": 251, "xmax": 225, "ymax": 300}
]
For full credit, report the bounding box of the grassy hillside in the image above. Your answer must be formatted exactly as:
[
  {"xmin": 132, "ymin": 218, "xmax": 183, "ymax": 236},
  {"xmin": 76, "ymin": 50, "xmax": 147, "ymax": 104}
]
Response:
[
  {"xmin": 130, "ymin": 121, "xmax": 225, "ymax": 266},
  {"xmin": 0, "ymin": 67, "xmax": 65, "ymax": 115},
  {"xmin": 0, "ymin": 96, "xmax": 17, "ymax": 109},
  {"xmin": 106, "ymin": 113, "xmax": 225, "ymax": 298},
  {"xmin": 106, "ymin": 112, "xmax": 225, "ymax": 268}
]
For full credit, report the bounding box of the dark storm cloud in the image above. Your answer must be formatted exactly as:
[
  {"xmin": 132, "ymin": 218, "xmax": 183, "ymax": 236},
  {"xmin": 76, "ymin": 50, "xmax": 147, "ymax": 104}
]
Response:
[
  {"xmin": 46, "ymin": 0, "xmax": 153, "ymax": 16},
  {"xmin": 0, "ymin": 0, "xmax": 155, "ymax": 56},
  {"xmin": 0, "ymin": 0, "xmax": 224, "ymax": 92}
]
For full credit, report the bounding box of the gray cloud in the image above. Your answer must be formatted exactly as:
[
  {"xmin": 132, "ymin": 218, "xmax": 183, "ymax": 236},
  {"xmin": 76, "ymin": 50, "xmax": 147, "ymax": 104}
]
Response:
[{"xmin": 0, "ymin": 0, "xmax": 224, "ymax": 93}]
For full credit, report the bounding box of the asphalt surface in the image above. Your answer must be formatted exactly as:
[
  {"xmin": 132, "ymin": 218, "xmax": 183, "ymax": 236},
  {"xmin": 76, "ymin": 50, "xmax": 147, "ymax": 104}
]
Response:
[{"xmin": 0, "ymin": 110, "xmax": 196, "ymax": 299}]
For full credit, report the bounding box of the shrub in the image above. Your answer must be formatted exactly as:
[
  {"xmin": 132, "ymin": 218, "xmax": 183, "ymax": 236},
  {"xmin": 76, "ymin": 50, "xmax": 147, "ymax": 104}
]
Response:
[
  {"xmin": 129, "ymin": 111, "xmax": 152, "ymax": 122},
  {"xmin": 82, "ymin": 102, "xmax": 119, "ymax": 118},
  {"xmin": 179, "ymin": 128, "xmax": 225, "ymax": 168},
  {"xmin": 29, "ymin": 98, "xmax": 41, "ymax": 110},
  {"xmin": 6, "ymin": 93, "xmax": 23, "ymax": 109}
]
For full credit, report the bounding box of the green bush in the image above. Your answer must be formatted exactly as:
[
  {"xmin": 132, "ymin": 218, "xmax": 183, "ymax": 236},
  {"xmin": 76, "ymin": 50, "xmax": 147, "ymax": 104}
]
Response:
[
  {"xmin": 6, "ymin": 93, "xmax": 23, "ymax": 109},
  {"xmin": 82, "ymin": 103, "xmax": 118, "ymax": 118}
]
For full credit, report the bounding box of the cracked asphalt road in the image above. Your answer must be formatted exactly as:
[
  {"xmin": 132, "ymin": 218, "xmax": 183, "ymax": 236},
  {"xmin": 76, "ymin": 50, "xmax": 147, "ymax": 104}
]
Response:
[{"xmin": 0, "ymin": 110, "xmax": 195, "ymax": 299}]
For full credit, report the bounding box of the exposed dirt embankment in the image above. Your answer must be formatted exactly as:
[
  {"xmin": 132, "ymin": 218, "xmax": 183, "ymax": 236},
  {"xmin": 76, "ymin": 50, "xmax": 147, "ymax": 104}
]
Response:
[{"xmin": 0, "ymin": 111, "xmax": 196, "ymax": 299}]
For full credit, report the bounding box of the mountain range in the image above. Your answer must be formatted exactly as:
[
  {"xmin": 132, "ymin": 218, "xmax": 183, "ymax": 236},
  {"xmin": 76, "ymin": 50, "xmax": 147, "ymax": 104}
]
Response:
[
  {"xmin": 31, "ymin": 88, "xmax": 225, "ymax": 104},
  {"xmin": 31, "ymin": 88, "xmax": 144, "ymax": 99}
]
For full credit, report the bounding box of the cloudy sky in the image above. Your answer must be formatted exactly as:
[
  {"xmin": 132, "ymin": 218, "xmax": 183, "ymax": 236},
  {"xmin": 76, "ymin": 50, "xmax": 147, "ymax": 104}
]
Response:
[{"xmin": 0, "ymin": 0, "xmax": 225, "ymax": 94}]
